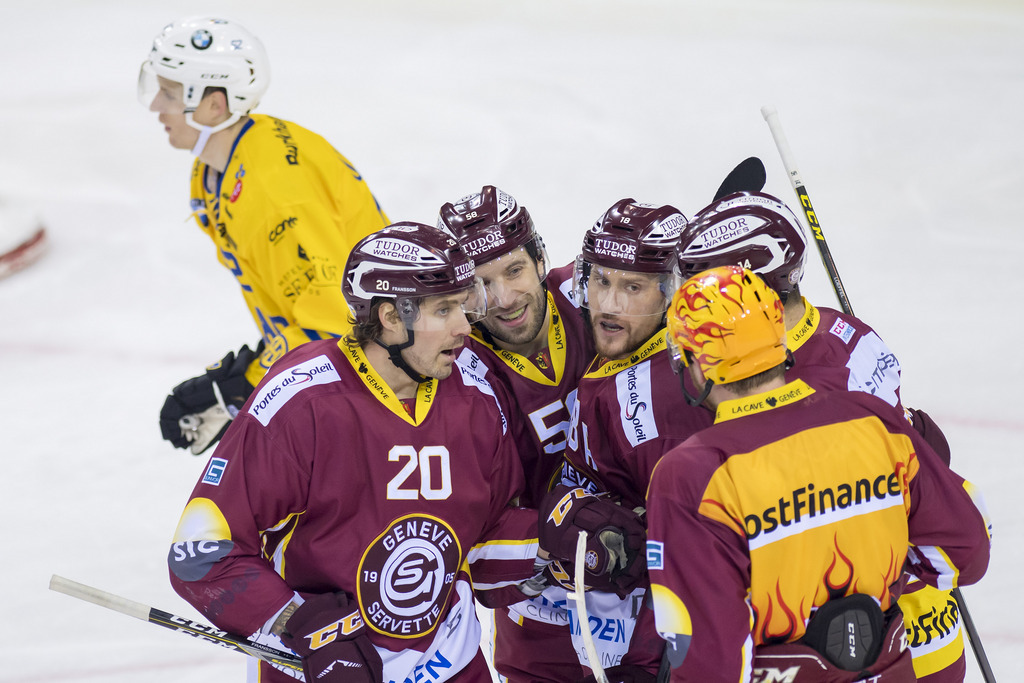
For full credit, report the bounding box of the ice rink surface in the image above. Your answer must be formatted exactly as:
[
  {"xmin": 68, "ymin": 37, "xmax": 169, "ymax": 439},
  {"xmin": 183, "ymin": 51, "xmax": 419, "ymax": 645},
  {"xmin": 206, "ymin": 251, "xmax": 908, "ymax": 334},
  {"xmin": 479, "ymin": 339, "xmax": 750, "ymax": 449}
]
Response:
[{"xmin": 1, "ymin": 0, "xmax": 1021, "ymax": 680}]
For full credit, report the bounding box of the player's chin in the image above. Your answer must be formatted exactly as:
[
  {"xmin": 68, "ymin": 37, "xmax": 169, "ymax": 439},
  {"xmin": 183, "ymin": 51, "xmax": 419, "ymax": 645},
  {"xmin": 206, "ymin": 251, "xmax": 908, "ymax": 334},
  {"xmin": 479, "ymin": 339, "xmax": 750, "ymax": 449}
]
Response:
[
  {"xmin": 433, "ymin": 349, "xmax": 459, "ymax": 377},
  {"xmin": 594, "ymin": 335, "xmax": 632, "ymax": 361},
  {"xmin": 169, "ymin": 135, "xmax": 193, "ymax": 151},
  {"xmin": 432, "ymin": 363, "xmax": 455, "ymax": 380}
]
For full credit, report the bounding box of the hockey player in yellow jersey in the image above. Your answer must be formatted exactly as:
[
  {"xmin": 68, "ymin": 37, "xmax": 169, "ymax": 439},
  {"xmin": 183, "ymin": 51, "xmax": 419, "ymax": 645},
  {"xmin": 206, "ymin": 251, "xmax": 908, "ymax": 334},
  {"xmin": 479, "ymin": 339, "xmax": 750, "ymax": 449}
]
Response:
[{"xmin": 139, "ymin": 17, "xmax": 389, "ymax": 455}]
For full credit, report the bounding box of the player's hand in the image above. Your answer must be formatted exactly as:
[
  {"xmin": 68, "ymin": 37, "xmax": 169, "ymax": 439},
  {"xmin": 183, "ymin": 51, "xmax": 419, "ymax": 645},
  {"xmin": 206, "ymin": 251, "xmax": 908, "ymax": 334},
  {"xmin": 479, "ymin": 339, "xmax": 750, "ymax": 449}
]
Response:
[
  {"xmin": 159, "ymin": 344, "xmax": 259, "ymax": 455},
  {"xmin": 538, "ymin": 484, "xmax": 647, "ymax": 597},
  {"xmin": 281, "ymin": 592, "xmax": 383, "ymax": 683}
]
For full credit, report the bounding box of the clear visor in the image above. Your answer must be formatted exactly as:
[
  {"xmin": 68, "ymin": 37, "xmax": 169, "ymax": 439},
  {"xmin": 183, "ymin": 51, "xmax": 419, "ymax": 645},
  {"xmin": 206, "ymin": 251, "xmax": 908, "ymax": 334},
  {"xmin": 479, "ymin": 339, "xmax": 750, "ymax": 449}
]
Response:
[
  {"xmin": 476, "ymin": 247, "xmax": 546, "ymax": 316},
  {"xmin": 666, "ymin": 332, "xmax": 689, "ymax": 375},
  {"xmin": 137, "ymin": 62, "xmax": 162, "ymax": 108},
  {"xmin": 138, "ymin": 62, "xmax": 190, "ymax": 113},
  {"xmin": 397, "ymin": 278, "xmax": 488, "ymax": 330},
  {"xmin": 572, "ymin": 256, "xmax": 679, "ymax": 318},
  {"xmin": 460, "ymin": 277, "xmax": 489, "ymax": 323}
]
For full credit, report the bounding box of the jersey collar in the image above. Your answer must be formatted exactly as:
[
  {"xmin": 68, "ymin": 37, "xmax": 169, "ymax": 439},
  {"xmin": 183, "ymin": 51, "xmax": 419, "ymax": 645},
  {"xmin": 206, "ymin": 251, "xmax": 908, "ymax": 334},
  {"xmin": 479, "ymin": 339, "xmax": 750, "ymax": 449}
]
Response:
[
  {"xmin": 786, "ymin": 298, "xmax": 820, "ymax": 353},
  {"xmin": 473, "ymin": 290, "xmax": 568, "ymax": 386},
  {"xmin": 584, "ymin": 329, "xmax": 666, "ymax": 380},
  {"xmin": 338, "ymin": 340, "xmax": 437, "ymax": 426},
  {"xmin": 714, "ymin": 379, "xmax": 815, "ymax": 424},
  {"xmin": 211, "ymin": 116, "xmax": 256, "ymax": 194}
]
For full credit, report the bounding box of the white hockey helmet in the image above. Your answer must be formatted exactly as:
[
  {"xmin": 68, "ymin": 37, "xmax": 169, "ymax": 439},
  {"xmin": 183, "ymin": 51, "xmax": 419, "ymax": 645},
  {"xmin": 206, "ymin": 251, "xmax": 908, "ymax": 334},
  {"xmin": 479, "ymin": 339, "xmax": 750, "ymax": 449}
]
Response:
[{"xmin": 139, "ymin": 17, "xmax": 270, "ymax": 118}]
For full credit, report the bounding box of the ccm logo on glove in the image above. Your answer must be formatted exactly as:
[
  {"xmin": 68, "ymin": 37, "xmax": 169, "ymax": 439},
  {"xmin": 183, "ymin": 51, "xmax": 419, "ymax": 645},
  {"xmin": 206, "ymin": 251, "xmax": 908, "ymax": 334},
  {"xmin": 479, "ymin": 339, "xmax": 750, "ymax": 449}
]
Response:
[
  {"xmin": 547, "ymin": 487, "xmax": 589, "ymax": 526},
  {"xmin": 281, "ymin": 592, "xmax": 384, "ymax": 683},
  {"xmin": 305, "ymin": 611, "xmax": 365, "ymax": 650}
]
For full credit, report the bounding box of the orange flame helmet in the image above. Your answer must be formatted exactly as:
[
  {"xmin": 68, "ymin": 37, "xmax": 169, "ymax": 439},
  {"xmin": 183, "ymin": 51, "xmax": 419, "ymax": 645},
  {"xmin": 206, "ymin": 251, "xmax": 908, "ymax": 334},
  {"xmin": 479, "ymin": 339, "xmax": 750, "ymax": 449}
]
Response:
[{"xmin": 667, "ymin": 265, "xmax": 786, "ymax": 384}]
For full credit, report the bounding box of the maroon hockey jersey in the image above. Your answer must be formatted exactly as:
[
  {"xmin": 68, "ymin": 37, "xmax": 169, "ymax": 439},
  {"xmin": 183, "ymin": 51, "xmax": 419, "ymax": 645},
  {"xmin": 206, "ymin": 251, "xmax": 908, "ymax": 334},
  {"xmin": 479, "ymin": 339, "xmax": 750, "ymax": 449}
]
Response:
[
  {"xmin": 786, "ymin": 299, "xmax": 904, "ymax": 410},
  {"xmin": 563, "ymin": 331, "xmax": 713, "ymax": 508},
  {"xmin": 457, "ymin": 263, "xmax": 594, "ymax": 681},
  {"xmin": 551, "ymin": 331, "xmax": 713, "ymax": 674},
  {"xmin": 169, "ymin": 338, "xmax": 538, "ymax": 682},
  {"xmin": 458, "ymin": 263, "xmax": 594, "ymax": 508},
  {"xmin": 646, "ymin": 381, "xmax": 991, "ymax": 682},
  {"xmin": 786, "ymin": 299, "xmax": 965, "ymax": 681}
]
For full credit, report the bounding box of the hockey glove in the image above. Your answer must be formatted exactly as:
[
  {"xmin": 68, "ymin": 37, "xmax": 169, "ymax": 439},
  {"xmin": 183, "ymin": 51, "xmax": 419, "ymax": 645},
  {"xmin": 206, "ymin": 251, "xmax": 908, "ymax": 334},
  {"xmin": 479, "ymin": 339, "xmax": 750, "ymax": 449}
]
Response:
[
  {"xmin": 907, "ymin": 407, "xmax": 951, "ymax": 466},
  {"xmin": 159, "ymin": 344, "xmax": 260, "ymax": 455},
  {"xmin": 538, "ymin": 484, "xmax": 647, "ymax": 598},
  {"xmin": 281, "ymin": 592, "xmax": 383, "ymax": 683}
]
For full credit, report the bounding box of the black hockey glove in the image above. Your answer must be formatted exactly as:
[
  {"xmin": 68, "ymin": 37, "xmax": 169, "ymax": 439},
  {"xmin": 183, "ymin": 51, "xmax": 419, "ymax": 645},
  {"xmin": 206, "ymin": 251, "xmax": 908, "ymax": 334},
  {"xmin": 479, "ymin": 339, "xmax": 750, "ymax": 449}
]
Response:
[
  {"xmin": 159, "ymin": 344, "xmax": 260, "ymax": 455},
  {"xmin": 281, "ymin": 592, "xmax": 383, "ymax": 683},
  {"xmin": 538, "ymin": 484, "xmax": 647, "ymax": 598}
]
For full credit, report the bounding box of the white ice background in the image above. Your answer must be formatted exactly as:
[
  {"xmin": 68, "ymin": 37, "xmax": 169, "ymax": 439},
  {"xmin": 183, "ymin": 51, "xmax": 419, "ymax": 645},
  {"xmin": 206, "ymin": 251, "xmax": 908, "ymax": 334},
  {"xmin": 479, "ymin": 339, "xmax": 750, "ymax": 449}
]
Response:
[{"xmin": 1, "ymin": 1, "xmax": 1021, "ymax": 680}]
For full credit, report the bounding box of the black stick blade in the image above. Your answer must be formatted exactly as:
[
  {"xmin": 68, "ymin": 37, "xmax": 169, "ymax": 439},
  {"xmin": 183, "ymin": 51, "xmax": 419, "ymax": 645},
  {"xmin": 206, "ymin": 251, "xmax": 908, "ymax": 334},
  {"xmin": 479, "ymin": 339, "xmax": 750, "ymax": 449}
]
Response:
[{"xmin": 714, "ymin": 157, "xmax": 767, "ymax": 201}]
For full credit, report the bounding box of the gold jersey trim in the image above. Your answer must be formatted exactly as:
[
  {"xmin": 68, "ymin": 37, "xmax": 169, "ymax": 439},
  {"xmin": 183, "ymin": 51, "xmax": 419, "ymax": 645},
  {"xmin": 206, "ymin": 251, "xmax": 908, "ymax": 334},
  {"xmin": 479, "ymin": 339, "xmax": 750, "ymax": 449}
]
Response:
[
  {"xmin": 338, "ymin": 340, "xmax": 437, "ymax": 426},
  {"xmin": 476, "ymin": 291, "xmax": 567, "ymax": 385},
  {"xmin": 715, "ymin": 379, "xmax": 816, "ymax": 424},
  {"xmin": 786, "ymin": 298, "xmax": 820, "ymax": 353},
  {"xmin": 584, "ymin": 331, "xmax": 666, "ymax": 380}
]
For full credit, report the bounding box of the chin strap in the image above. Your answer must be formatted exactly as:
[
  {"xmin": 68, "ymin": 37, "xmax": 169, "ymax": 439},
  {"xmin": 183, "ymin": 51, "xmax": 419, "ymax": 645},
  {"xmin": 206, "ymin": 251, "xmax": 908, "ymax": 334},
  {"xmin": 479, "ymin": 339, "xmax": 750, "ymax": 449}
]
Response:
[
  {"xmin": 681, "ymin": 376, "xmax": 714, "ymax": 407},
  {"xmin": 190, "ymin": 125, "xmax": 214, "ymax": 157},
  {"xmin": 185, "ymin": 111, "xmax": 242, "ymax": 157},
  {"xmin": 374, "ymin": 331, "xmax": 430, "ymax": 384}
]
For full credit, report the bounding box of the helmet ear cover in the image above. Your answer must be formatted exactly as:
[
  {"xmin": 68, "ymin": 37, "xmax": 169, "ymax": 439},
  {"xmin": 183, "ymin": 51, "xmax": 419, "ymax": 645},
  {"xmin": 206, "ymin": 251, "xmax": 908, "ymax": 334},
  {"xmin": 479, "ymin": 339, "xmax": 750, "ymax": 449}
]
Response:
[{"xmin": 396, "ymin": 297, "xmax": 420, "ymax": 325}]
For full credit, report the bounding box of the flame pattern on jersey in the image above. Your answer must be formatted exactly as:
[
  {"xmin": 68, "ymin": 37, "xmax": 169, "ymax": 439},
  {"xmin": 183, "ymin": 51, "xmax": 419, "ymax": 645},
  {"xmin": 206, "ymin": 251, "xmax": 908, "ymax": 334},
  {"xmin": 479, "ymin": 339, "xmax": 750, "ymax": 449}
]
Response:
[
  {"xmin": 786, "ymin": 299, "xmax": 970, "ymax": 681},
  {"xmin": 646, "ymin": 381, "xmax": 990, "ymax": 682}
]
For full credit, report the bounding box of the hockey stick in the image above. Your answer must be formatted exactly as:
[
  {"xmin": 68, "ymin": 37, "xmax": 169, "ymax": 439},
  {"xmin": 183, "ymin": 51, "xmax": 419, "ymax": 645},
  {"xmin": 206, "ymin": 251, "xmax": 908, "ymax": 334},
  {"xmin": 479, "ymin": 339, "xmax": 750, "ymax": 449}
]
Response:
[
  {"xmin": 713, "ymin": 156, "xmax": 767, "ymax": 201},
  {"xmin": 569, "ymin": 531, "xmax": 609, "ymax": 683},
  {"xmin": 48, "ymin": 575, "xmax": 303, "ymax": 673},
  {"xmin": 955, "ymin": 588, "xmax": 998, "ymax": 683},
  {"xmin": 760, "ymin": 106, "xmax": 855, "ymax": 317},
  {"xmin": 760, "ymin": 105, "xmax": 998, "ymax": 683}
]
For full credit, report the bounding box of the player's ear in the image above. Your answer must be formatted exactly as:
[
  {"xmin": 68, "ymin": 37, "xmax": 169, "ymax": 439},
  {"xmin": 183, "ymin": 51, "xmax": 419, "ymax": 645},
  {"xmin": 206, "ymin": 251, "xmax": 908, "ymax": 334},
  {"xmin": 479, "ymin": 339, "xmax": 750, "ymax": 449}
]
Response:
[
  {"xmin": 378, "ymin": 301, "xmax": 403, "ymax": 333},
  {"xmin": 201, "ymin": 87, "xmax": 230, "ymax": 121},
  {"xmin": 377, "ymin": 302, "xmax": 411, "ymax": 346},
  {"xmin": 534, "ymin": 256, "xmax": 546, "ymax": 280}
]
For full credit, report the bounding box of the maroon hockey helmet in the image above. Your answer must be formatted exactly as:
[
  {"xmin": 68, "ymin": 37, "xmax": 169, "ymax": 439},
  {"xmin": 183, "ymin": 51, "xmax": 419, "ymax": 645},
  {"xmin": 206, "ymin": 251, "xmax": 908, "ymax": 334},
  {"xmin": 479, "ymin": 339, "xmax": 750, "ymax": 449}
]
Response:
[
  {"xmin": 343, "ymin": 222, "xmax": 485, "ymax": 325},
  {"xmin": 579, "ymin": 199, "xmax": 686, "ymax": 273},
  {"xmin": 437, "ymin": 185, "xmax": 547, "ymax": 270},
  {"xmin": 676, "ymin": 191, "xmax": 808, "ymax": 298},
  {"xmin": 573, "ymin": 199, "xmax": 687, "ymax": 312}
]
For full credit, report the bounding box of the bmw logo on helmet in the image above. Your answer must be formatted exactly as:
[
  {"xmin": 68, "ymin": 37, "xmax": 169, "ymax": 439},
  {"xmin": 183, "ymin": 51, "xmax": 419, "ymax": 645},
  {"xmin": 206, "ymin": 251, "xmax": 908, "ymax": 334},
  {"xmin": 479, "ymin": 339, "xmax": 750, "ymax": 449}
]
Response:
[{"xmin": 191, "ymin": 29, "xmax": 213, "ymax": 50}]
